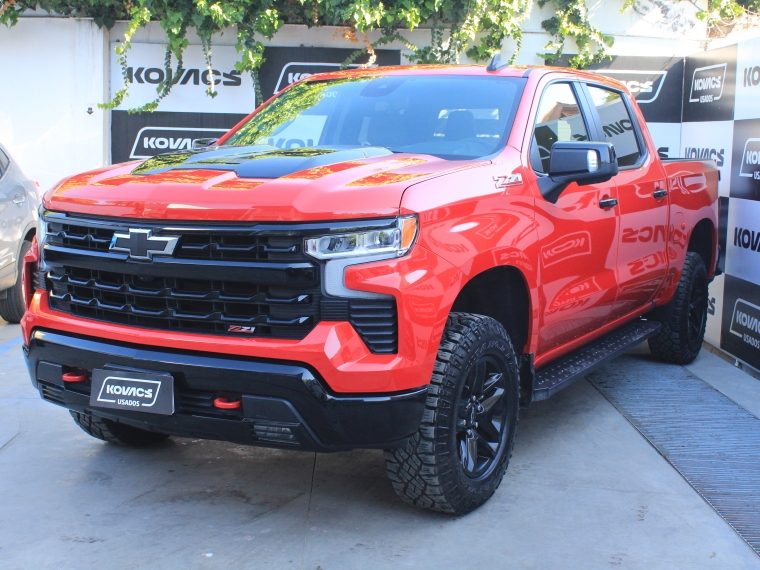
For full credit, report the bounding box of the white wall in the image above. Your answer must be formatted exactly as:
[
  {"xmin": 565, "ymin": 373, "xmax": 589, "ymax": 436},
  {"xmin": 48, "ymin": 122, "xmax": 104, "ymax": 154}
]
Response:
[
  {"xmin": 0, "ymin": 18, "xmax": 107, "ymax": 192},
  {"xmin": 0, "ymin": 6, "xmax": 744, "ymax": 190}
]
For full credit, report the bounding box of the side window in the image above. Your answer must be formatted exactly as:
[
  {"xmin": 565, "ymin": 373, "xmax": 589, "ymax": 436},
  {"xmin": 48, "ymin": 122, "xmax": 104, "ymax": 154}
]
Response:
[
  {"xmin": 586, "ymin": 85, "xmax": 643, "ymax": 168},
  {"xmin": 531, "ymin": 83, "xmax": 588, "ymax": 174},
  {"xmin": 0, "ymin": 149, "xmax": 8, "ymax": 177}
]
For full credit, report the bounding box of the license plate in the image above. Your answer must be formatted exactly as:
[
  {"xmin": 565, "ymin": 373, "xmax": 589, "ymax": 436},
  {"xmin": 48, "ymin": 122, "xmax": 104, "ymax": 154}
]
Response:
[{"xmin": 90, "ymin": 369, "xmax": 174, "ymax": 415}]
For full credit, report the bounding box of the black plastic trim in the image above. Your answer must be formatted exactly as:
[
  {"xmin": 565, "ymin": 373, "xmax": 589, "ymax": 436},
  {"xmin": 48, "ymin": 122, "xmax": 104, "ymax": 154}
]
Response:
[{"xmin": 25, "ymin": 330, "xmax": 427, "ymax": 451}]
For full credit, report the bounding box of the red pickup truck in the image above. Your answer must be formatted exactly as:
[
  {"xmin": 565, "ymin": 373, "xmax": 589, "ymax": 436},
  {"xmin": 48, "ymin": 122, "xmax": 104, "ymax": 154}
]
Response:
[{"xmin": 22, "ymin": 63, "xmax": 718, "ymax": 514}]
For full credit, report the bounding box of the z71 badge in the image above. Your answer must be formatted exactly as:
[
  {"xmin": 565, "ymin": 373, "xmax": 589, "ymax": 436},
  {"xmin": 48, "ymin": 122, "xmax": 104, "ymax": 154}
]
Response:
[{"xmin": 228, "ymin": 325, "xmax": 257, "ymax": 333}]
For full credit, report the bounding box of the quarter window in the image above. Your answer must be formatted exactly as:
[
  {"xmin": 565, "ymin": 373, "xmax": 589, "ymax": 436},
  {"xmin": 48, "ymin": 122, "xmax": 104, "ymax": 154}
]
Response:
[
  {"xmin": 586, "ymin": 85, "xmax": 643, "ymax": 167},
  {"xmin": 531, "ymin": 83, "xmax": 589, "ymax": 174},
  {"xmin": 0, "ymin": 149, "xmax": 9, "ymax": 177}
]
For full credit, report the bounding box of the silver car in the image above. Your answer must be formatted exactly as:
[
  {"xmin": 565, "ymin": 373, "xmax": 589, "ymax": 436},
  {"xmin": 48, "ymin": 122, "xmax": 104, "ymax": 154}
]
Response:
[{"xmin": 0, "ymin": 142, "xmax": 40, "ymax": 322}]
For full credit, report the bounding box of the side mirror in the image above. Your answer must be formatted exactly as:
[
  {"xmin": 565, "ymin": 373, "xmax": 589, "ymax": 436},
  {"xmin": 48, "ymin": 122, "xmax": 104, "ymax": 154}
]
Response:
[
  {"xmin": 192, "ymin": 138, "xmax": 218, "ymax": 151},
  {"xmin": 537, "ymin": 141, "xmax": 618, "ymax": 203}
]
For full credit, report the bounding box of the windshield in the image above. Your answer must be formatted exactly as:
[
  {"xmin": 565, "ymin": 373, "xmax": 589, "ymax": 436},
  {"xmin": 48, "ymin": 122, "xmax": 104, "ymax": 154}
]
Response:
[{"xmin": 224, "ymin": 75, "xmax": 525, "ymax": 160}]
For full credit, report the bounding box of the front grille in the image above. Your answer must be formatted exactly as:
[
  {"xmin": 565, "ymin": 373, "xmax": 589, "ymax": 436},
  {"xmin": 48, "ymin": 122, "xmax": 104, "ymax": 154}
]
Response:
[
  {"xmin": 47, "ymin": 265, "xmax": 318, "ymax": 339},
  {"xmin": 42, "ymin": 214, "xmax": 398, "ymax": 351},
  {"xmin": 47, "ymin": 220, "xmax": 299, "ymax": 262}
]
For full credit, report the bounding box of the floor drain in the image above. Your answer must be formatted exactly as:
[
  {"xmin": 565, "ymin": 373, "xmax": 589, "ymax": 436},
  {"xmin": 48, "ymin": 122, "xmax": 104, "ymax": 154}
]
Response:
[{"xmin": 589, "ymin": 355, "xmax": 760, "ymax": 557}]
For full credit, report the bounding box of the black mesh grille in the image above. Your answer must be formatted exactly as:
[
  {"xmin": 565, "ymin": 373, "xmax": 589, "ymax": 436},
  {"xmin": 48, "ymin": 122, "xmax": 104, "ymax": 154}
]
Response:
[{"xmin": 47, "ymin": 266, "xmax": 319, "ymax": 339}]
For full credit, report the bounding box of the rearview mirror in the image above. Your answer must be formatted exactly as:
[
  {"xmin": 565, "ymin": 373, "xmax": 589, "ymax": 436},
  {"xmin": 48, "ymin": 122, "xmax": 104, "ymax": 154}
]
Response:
[
  {"xmin": 537, "ymin": 141, "xmax": 618, "ymax": 203},
  {"xmin": 192, "ymin": 138, "xmax": 218, "ymax": 151}
]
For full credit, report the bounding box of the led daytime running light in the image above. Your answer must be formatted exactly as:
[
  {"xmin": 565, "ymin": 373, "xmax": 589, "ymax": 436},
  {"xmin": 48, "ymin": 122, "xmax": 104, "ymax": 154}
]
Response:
[{"xmin": 304, "ymin": 216, "xmax": 418, "ymax": 260}]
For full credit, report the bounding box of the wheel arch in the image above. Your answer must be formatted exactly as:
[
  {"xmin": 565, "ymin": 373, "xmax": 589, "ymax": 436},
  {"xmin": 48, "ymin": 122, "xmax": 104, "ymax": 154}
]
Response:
[
  {"xmin": 450, "ymin": 265, "xmax": 531, "ymax": 355},
  {"xmin": 688, "ymin": 218, "xmax": 714, "ymax": 277}
]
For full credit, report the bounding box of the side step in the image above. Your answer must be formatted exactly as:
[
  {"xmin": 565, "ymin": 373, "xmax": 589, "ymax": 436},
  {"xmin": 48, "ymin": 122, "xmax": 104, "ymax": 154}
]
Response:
[{"xmin": 533, "ymin": 320, "xmax": 662, "ymax": 402}]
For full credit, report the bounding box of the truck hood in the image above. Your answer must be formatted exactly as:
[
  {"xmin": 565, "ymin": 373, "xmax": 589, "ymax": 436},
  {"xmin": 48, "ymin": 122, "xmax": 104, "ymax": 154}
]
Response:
[{"xmin": 45, "ymin": 146, "xmax": 485, "ymax": 222}]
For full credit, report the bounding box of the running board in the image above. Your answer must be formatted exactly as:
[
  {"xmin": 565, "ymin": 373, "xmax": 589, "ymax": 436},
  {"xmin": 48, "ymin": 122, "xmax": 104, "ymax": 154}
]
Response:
[{"xmin": 533, "ymin": 320, "xmax": 662, "ymax": 402}]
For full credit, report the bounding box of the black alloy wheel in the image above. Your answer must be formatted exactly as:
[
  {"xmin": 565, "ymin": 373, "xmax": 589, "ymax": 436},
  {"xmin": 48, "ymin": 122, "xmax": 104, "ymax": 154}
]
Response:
[
  {"xmin": 457, "ymin": 355, "xmax": 509, "ymax": 479},
  {"xmin": 385, "ymin": 313, "xmax": 520, "ymax": 514}
]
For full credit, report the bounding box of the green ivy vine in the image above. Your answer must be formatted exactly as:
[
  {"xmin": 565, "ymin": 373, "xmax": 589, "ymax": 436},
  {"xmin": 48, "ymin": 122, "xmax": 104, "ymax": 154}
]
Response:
[{"xmin": 2, "ymin": 0, "xmax": 756, "ymax": 113}]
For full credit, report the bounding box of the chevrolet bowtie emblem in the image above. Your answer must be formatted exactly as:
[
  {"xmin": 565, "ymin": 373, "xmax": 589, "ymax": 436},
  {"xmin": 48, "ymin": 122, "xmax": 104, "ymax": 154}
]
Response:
[{"xmin": 109, "ymin": 228, "xmax": 179, "ymax": 261}]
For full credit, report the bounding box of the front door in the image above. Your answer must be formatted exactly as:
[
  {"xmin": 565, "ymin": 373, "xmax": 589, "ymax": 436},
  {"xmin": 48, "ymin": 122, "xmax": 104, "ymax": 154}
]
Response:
[
  {"xmin": 582, "ymin": 84, "xmax": 669, "ymax": 321},
  {"xmin": 530, "ymin": 81, "xmax": 620, "ymax": 355}
]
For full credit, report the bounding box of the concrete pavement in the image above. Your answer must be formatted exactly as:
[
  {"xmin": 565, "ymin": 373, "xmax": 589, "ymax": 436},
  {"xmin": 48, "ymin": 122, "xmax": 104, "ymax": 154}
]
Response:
[{"xmin": 1, "ymin": 322, "xmax": 759, "ymax": 569}]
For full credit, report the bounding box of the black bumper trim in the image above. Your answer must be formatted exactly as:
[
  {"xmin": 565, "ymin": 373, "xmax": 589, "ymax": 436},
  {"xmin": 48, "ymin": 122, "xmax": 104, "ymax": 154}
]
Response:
[{"xmin": 25, "ymin": 330, "xmax": 427, "ymax": 451}]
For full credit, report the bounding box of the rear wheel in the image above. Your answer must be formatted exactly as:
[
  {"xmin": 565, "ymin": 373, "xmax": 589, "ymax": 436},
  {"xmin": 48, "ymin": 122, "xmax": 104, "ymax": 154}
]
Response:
[
  {"xmin": 648, "ymin": 252, "xmax": 708, "ymax": 365},
  {"xmin": 384, "ymin": 313, "xmax": 519, "ymax": 514},
  {"xmin": 70, "ymin": 411, "xmax": 170, "ymax": 447},
  {"xmin": 0, "ymin": 240, "xmax": 32, "ymax": 324}
]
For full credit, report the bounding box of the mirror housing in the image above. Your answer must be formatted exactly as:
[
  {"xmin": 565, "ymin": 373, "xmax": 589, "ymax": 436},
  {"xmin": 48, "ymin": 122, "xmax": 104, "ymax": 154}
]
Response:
[
  {"xmin": 192, "ymin": 138, "xmax": 218, "ymax": 151},
  {"xmin": 537, "ymin": 141, "xmax": 618, "ymax": 203}
]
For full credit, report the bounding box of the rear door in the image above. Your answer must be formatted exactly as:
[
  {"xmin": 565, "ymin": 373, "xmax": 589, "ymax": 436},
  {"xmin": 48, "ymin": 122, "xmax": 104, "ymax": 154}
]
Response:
[
  {"xmin": 530, "ymin": 81, "xmax": 620, "ymax": 354},
  {"xmin": 581, "ymin": 83, "xmax": 669, "ymax": 322}
]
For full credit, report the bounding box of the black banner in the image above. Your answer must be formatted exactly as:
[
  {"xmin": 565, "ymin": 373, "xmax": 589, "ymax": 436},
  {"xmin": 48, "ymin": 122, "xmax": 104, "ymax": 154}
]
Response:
[
  {"xmin": 257, "ymin": 47, "xmax": 401, "ymax": 102},
  {"xmin": 730, "ymin": 118, "xmax": 760, "ymax": 201},
  {"xmin": 682, "ymin": 44, "xmax": 737, "ymax": 123},
  {"xmin": 721, "ymin": 274, "xmax": 760, "ymax": 370},
  {"xmin": 111, "ymin": 111, "xmax": 247, "ymax": 164},
  {"xmin": 548, "ymin": 55, "xmax": 684, "ymax": 124}
]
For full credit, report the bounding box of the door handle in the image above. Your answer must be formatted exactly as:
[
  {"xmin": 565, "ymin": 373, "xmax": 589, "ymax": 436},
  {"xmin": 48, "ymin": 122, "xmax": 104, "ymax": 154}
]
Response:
[
  {"xmin": 653, "ymin": 189, "xmax": 668, "ymax": 199},
  {"xmin": 12, "ymin": 193, "xmax": 25, "ymax": 205},
  {"xmin": 599, "ymin": 197, "xmax": 618, "ymax": 209}
]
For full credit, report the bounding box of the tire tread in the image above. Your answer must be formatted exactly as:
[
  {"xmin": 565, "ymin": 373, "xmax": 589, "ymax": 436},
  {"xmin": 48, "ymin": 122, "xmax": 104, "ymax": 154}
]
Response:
[{"xmin": 385, "ymin": 313, "xmax": 519, "ymax": 514}]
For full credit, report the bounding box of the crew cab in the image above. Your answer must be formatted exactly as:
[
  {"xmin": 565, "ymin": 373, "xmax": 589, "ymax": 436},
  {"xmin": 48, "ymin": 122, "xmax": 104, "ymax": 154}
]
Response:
[{"xmin": 22, "ymin": 63, "xmax": 719, "ymax": 514}]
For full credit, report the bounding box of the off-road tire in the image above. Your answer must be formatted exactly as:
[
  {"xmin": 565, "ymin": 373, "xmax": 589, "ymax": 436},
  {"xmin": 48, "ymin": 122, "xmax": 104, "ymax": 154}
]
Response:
[
  {"xmin": 384, "ymin": 313, "xmax": 520, "ymax": 515},
  {"xmin": 70, "ymin": 411, "xmax": 170, "ymax": 447},
  {"xmin": 648, "ymin": 252, "xmax": 708, "ymax": 365},
  {"xmin": 0, "ymin": 240, "xmax": 32, "ymax": 324}
]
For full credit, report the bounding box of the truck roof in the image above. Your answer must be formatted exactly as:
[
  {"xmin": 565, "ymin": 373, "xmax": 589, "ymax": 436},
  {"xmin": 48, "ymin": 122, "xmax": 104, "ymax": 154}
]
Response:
[{"xmin": 297, "ymin": 63, "xmax": 630, "ymax": 95}]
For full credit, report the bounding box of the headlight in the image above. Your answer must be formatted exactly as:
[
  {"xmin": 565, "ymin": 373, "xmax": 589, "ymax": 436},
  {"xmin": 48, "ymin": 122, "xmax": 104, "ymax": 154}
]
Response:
[{"xmin": 304, "ymin": 216, "xmax": 418, "ymax": 260}]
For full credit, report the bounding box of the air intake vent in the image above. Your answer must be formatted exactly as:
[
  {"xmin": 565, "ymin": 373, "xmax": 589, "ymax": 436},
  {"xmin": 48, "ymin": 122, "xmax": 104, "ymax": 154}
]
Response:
[
  {"xmin": 251, "ymin": 423, "xmax": 299, "ymax": 444},
  {"xmin": 348, "ymin": 299, "xmax": 398, "ymax": 354},
  {"xmin": 39, "ymin": 382, "xmax": 65, "ymax": 406}
]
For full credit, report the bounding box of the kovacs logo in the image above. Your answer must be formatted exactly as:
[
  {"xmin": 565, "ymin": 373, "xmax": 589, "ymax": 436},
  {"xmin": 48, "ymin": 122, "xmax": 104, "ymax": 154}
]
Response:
[
  {"xmin": 734, "ymin": 225, "xmax": 760, "ymax": 252},
  {"xmin": 742, "ymin": 65, "xmax": 760, "ymax": 88},
  {"xmin": 689, "ymin": 63, "xmax": 727, "ymax": 104},
  {"xmin": 96, "ymin": 376, "xmax": 162, "ymax": 408},
  {"xmin": 126, "ymin": 67, "xmax": 241, "ymax": 87},
  {"xmin": 683, "ymin": 147, "xmax": 725, "ymax": 167},
  {"xmin": 729, "ymin": 299, "xmax": 760, "ymax": 350},
  {"xmin": 129, "ymin": 127, "xmax": 228, "ymax": 159},
  {"xmin": 274, "ymin": 62, "xmax": 363, "ymax": 93},
  {"xmin": 739, "ymin": 138, "xmax": 760, "ymax": 180},
  {"xmin": 596, "ymin": 70, "xmax": 667, "ymax": 104}
]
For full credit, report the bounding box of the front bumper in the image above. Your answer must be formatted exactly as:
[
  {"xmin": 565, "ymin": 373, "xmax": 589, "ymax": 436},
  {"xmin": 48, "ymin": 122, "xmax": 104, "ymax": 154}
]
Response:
[
  {"xmin": 23, "ymin": 243, "xmax": 462, "ymax": 394},
  {"xmin": 24, "ymin": 330, "xmax": 427, "ymax": 451}
]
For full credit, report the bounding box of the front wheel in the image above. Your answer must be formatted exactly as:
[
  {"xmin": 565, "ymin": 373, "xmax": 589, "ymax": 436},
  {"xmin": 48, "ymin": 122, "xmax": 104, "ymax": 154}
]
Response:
[
  {"xmin": 648, "ymin": 252, "xmax": 708, "ymax": 365},
  {"xmin": 384, "ymin": 313, "xmax": 519, "ymax": 514}
]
